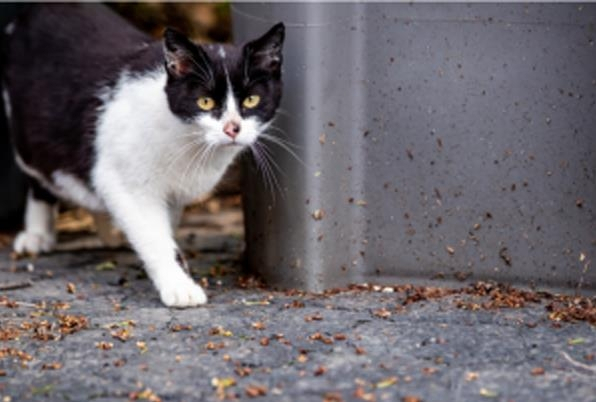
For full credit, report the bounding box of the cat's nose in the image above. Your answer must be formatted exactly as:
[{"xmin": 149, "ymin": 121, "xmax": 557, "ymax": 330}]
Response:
[{"xmin": 223, "ymin": 121, "xmax": 241, "ymax": 139}]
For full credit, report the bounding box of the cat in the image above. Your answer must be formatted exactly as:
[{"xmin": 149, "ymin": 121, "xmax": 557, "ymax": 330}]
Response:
[{"xmin": 1, "ymin": 4, "xmax": 284, "ymax": 307}]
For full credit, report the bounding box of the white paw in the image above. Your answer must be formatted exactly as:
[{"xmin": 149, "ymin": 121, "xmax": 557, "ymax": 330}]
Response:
[
  {"xmin": 13, "ymin": 231, "xmax": 56, "ymax": 255},
  {"xmin": 157, "ymin": 273, "xmax": 207, "ymax": 307}
]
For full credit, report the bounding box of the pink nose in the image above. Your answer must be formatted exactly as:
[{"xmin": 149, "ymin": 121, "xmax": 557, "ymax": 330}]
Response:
[{"xmin": 223, "ymin": 121, "xmax": 241, "ymax": 139}]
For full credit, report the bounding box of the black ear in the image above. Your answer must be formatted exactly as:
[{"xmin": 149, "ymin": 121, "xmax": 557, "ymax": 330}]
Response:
[
  {"xmin": 243, "ymin": 22, "xmax": 285, "ymax": 76},
  {"xmin": 163, "ymin": 27, "xmax": 211, "ymax": 79}
]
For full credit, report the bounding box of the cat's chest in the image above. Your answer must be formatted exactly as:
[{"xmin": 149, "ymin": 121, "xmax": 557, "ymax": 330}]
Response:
[{"xmin": 157, "ymin": 144, "xmax": 239, "ymax": 201}]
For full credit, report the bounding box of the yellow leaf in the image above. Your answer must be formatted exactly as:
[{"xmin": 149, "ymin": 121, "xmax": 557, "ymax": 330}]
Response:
[{"xmin": 376, "ymin": 376, "xmax": 398, "ymax": 388}]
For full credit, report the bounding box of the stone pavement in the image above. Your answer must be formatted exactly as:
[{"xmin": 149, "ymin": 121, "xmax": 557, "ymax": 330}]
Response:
[{"xmin": 0, "ymin": 206, "xmax": 595, "ymax": 402}]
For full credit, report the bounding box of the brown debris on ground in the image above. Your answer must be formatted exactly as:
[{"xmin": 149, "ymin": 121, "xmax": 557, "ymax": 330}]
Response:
[{"xmin": 324, "ymin": 281, "xmax": 595, "ymax": 325}]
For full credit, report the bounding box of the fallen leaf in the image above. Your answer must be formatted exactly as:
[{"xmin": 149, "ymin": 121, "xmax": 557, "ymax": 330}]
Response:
[
  {"xmin": 95, "ymin": 261, "xmax": 116, "ymax": 271},
  {"xmin": 251, "ymin": 321, "xmax": 266, "ymax": 330},
  {"xmin": 568, "ymin": 337, "xmax": 586, "ymax": 345},
  {"xmin": 402, "ymin": 396, "xmax": 422, "ymax": 402},
  {"xmin": 354, "ymin": 386, "xmax": 376, "ymax": 401},
  {"xmin": 209, "ymin": 326, "xmax": 233, "ymax": 337},
  {"xmin": 245, "ymin": 384, "xmax": 267, "ymax": 398},
  {"xmin": 242, "ymin": 299, "xmax": 270, "ymax": 306},
  {"xmin": 136, "ymin": 341, "xmax": 148, "ymax": 353},
  {"xmin": 170, "ymin": 324, "xmax": 192, "ymax": 332},
  {"xmin": 95, "ymin": 341, "xmax": 113, "ymax": 350},
  {"xmin": 479, "ymin": 388, "xmax": 498, "ymax": 398},
  {"xmin": 111, "ymin": 328, "xmax": 131, "ymax": 342},
  {"xmin": 41, "ymin": 362, "xmax": 62, "ymax": 370},
  {"xmin": 129, "ymin": 388, "xmax": 161, "ymax": 402},
  {"xmin": 376, "ymin": 376, "xmax": 398, "ymax": 388},
  {"xmin": 314, "ymin": 365, "xmax": 327, "ymax": 376},
  {"xmin": 531, "ymin": 367, "xmax": 545, "ymax": 376},
  {"xmin": 212, "ymin": 377, "xmax": 237, "ymax": 400},
  {"xmin": 323, "ymin": 392, "xmax": 344, "ymax": 402},
  {"xmin": 373, "ymin": 308, "xmax": 391, "ymax": 319},
  {"xmin": 465, "ymin": 372, "xmax": 479, "ymax": 381}
]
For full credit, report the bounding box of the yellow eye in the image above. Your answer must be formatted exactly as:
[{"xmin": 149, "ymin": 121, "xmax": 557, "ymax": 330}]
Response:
[
  {"xmin": 243, "ymin": 95, "xmax": 261, "ymax": 109},
  {"xmin": 197, "ymin": 97, "xmax": 215, "ymax": 111}
]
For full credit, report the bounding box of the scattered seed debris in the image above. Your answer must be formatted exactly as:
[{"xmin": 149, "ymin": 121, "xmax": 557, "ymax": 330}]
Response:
[{"xmin": 312, "ymin": 209, "xmax": 325, "ymax": 221}]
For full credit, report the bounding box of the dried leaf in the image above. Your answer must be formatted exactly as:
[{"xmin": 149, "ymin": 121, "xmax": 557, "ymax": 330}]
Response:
[
  {"xmin": 136, "ymin": 341, "xmax": 148, "ymax": 353},
  {"xmin": 465, "ymin": 372, "xmax": 479, "ymax": 381},
  {"xmin": 530, "ymin": 367, "xmax": 545, "ymax": 376},
  {"xmin": 95, "ymin": 341, "xmax": 113, "ymax": 350},
  {"xmin": 41, "ymin": 362, "xmax": 62, "ymax": 370},
  {"xmin": 95, "ymin": 261, "xmax": 116, "ymax": 271},
  {"xmin": 479, "ymin": 388, "xmax": 498, "ymax": 398},
  {"xmin": 376, "ymin": 376, "xmax": 398, "ymax": 388},
  {"xmin": 245, "ymin": 384, "xmax": 267, "ymax": 398},
  {"xmin": 568, "ymin": 337, "xmax": 586, "ymax": 345},
  {"xmin": 251, "ymin": 322, "xmax": 266, "ymax": 330},
  {"xmin": 314, "ymin": 366, "xmax": 327, "ymax": 376}
]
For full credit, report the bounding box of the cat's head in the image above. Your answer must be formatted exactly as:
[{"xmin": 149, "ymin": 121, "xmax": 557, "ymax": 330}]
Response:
[{"xmin": 163, "ymin": 23, "xmax": 284, "ymax": 147}]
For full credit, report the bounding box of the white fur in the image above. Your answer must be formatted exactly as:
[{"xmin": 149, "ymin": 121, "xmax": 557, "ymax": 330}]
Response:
[
  {"xmin": 14, "ymin": 154, "xmax": 104, "ymax": 212},
  {"xmin": 218, "ymin": 46, "xmax": 226, "ymax": 59},
  {"xmin": 14, "ymin": 191, "xmax": 57, "ymax": 255},
  {"xmin": 92, "ymin": 69, "xmax": 256, "ymax": 307},
  {"xmin": 53, "ymin": 171, "xmax": 104, "ymax": 210}
]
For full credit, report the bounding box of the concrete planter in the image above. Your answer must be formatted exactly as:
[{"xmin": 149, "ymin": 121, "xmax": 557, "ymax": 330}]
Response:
[{"xmin": 237, "ymin": 3, "xmax": 596, "ymax": 293}]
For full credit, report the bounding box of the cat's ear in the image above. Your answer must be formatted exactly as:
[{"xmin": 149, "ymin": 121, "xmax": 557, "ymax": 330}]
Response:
[
  {"xmin": 243, "ymin": 22, "xmax": 285, "ymax": 76},
  {"xmin": 163, "ymin": 27, "xmax": 210, "ymax": 79}
]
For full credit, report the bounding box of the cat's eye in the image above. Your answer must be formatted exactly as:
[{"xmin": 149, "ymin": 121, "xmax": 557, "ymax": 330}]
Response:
[
  {"xmin": 243, "ymin": 95, "xmax": 261, "ymax": 109},
  {"xmin": 197, "ymin": 97, "xmax": 215, "ymax": 111}
]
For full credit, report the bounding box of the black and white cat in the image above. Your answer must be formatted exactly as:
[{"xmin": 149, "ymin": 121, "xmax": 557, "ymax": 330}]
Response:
[{"xmin": 1, "ymin": 4, "xmax": 284, "ymax": 307}]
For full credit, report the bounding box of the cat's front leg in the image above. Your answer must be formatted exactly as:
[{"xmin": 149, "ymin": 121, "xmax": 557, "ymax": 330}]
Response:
[{"xmin": 96, "ymin": 176, "xmax": 206, "ymax": 307}]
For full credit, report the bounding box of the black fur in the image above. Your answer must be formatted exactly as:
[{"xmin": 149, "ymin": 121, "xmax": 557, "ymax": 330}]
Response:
[{"xmin": 2, "ymin": 4, "xmax": 284, "ymax": 195}]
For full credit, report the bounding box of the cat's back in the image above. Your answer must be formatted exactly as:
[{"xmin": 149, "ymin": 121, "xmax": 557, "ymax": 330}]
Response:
[
  {"xmin": 5, "ymin": 4, "xmax": 151, "ymax": 68},
  {"xmin": 2, "ymin": 4, "xmax": 159, "ymax": 186}
]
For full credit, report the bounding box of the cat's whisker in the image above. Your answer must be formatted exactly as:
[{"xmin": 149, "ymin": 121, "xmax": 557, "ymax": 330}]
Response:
[
  {"xmin": 179, "ymin": 143, "xmax": 209, "ymax": 186},
  {"xmin": 258, "ymin": 134, "xmax": 306, "ymax": 168},
  {"xmin": 262, "ymin": 129, "xmax": 301, "ymax": 150},
  {"xmin": 257, "ymin": 140, "xmax": 286, "ymax": 179},
  {"xmin": 274, "ymin": 108, "xmax": 292, "ymax": 118},
  {"xmin": 250, "ymin": 145, "xmax": 276, "ymax": 200},
  {"xmin": 251, "ymin": 142, "xmax": 283, "ymax": 201},
  {"xmin": 164, "ymin": 140, "xmax": 203, "ymax": 174}
]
